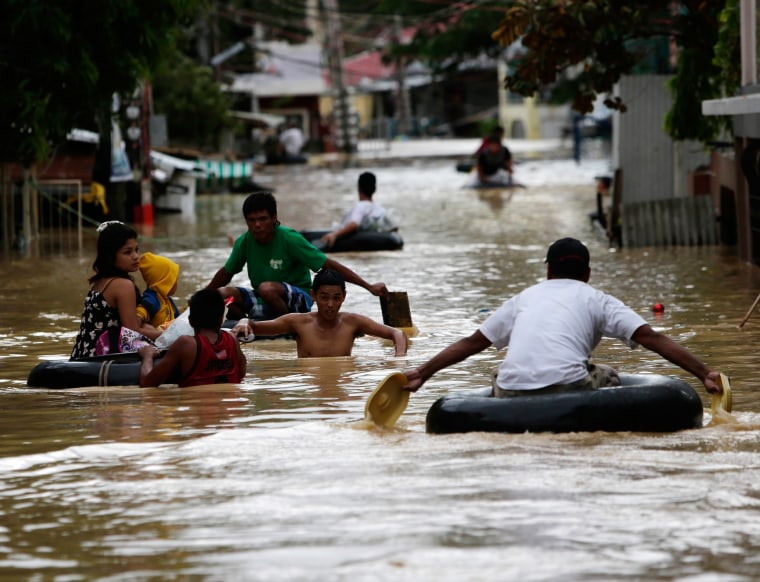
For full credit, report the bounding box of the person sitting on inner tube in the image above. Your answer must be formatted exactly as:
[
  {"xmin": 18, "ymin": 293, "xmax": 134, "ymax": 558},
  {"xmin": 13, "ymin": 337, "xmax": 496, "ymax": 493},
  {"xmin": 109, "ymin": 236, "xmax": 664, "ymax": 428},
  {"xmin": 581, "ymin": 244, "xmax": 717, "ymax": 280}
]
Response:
[
  {"xmin": 474, "ymin": 134, "xmax": 513, "ymax": 187},
  {"xmin": 319, "ymin": 172, "xmax": 398, "ymax": 250},
  {"xmin": 139, "ymin": 288, "xmax": 246, "ymax": 388},
  {"xmin": 402, "ymin": 237, "xmax": 724, "ymax": 398},
  {"xmin": 206, "ymin": 191, "xmax": 389, "ymax": 321}
]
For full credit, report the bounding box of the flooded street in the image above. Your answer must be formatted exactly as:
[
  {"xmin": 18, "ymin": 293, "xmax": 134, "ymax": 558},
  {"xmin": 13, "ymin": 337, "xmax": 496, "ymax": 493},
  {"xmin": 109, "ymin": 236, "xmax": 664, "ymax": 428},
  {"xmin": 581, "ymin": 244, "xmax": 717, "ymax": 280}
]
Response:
[{"xmin": 2, "ymin": 156, "xmax": 760, "ymax": 580}]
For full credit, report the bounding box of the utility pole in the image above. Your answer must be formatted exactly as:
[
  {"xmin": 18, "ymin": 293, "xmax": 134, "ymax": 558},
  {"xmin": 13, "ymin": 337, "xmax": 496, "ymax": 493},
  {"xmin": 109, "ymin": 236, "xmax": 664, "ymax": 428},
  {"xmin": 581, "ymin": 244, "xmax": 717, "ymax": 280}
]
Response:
[
  {"xmin": 323, "ymin": 0, "xmax": 355, "ymax": 153},
  {"xmin": 740, "ymin": 0, "xmax": 757, "ymax": 86},
  {"xmin": 394, "ymin": 14, "xmax": 411, "ymax": 137},
  {"xmin": 251, "ymin": 23, "xmax": 262, "ymax": 114}
]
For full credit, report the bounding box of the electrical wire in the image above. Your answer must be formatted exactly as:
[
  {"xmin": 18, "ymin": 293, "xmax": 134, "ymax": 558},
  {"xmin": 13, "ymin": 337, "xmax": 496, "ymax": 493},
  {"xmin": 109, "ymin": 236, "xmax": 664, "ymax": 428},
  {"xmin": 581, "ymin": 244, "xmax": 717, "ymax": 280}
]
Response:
[{"xmin": 212, "ymin": 0, "xmax": 509, "ymax": 78}]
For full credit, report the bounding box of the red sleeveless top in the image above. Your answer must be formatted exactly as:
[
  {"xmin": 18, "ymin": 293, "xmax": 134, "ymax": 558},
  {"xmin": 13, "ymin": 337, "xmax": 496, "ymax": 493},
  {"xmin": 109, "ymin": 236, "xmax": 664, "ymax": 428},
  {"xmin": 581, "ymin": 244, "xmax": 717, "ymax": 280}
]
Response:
[{"xmin": 180, "ymin": 332, "xmax": 244, "ymax": 387}]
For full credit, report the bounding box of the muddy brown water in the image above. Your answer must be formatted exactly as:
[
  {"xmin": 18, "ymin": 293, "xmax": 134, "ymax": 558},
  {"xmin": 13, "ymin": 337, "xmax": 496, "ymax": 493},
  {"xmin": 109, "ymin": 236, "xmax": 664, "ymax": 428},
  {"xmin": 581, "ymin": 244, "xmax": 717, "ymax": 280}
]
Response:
[{"xmin": 1, "ymin": 158, "xmax": 760, "ymax": 580}]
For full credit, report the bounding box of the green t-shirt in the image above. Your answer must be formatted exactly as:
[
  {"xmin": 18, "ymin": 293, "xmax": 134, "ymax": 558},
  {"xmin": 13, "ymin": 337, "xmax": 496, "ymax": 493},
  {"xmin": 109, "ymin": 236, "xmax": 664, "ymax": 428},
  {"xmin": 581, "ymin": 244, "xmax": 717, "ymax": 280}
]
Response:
[{"xmin": 224, "ymin": 225, "xmax": 327, "ymax": 293}]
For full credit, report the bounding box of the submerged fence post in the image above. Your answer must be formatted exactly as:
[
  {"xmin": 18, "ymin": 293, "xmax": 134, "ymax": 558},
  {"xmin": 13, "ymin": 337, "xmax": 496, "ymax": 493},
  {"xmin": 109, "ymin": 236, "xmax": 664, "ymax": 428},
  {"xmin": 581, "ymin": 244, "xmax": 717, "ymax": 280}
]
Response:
[
  {"xmin": 78, "ymin": 181, "xmax": 83, "ymax": 252},
  {"xmin": 21, "ymin": 167, "xmax": 33, "ymax": 255}
]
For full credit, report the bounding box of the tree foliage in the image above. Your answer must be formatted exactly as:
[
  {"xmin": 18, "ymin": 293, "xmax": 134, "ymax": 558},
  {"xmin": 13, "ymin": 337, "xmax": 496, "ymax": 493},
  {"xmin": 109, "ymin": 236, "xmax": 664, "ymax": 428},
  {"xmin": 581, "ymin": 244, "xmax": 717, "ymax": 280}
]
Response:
[
  {"xmin": 146, "ymin": 0, "xmax": 312, "ymax": 150},
  {"xmin": 714, "ymin": 0, "xmax": 741, "ymax": 92},
  {"xmin": 491, "ymin": 0, "xmax": 737, "ymax": 143},
  {"xmin": 151, "ymin": 54, "xmax": 236, "ymax": 150},
  {"xmin": 0, "ymin": 0, "xmax": 200, "ymax": 165},
  {"xmin": 374, "ymin": 0, "xmax": 740, "ymax": 144},
  {"xmin": 664, "ymin": 0, "xmax": 739, "ymax": 142},
  {"xmin": 374, "ymin": 0, "xmax": 507, "ymax": 68}
]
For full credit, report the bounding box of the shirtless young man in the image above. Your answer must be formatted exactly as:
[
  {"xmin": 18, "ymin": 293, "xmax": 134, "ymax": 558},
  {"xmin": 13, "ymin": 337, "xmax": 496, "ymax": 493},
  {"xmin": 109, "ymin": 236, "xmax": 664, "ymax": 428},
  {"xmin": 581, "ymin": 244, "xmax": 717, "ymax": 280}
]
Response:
[{"xmin": 231, "ymin": 269, "xmax": 408, "ymax": 358}]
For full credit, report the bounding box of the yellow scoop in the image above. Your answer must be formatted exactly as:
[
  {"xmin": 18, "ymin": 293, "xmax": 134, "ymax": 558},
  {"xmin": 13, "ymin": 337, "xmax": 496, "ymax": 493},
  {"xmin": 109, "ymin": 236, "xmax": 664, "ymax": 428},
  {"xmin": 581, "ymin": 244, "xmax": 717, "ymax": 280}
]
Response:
[
  {"xmin": 365, "ymin": 372, "xmax": 410, "ymax": 428},
  {"xmin": 711, "ymin": 373, "xmax": 733, "ymax": 415}
]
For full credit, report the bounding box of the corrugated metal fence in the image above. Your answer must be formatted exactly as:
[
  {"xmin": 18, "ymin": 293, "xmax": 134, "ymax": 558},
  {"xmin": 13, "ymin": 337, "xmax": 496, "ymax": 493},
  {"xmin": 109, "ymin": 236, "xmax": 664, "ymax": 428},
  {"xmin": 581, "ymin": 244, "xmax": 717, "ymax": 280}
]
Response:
[{"xmin": 621, "ymin": 195, "xmax": 717, "ymax": 247}]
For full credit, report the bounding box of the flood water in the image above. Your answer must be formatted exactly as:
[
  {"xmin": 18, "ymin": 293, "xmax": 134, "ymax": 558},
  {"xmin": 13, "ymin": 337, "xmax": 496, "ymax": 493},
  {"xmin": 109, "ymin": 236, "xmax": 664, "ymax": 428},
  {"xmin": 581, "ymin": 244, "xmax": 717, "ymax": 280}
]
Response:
[{"xmin": 2, "ymin": 156, "xmax": 760, "ymax": 580}]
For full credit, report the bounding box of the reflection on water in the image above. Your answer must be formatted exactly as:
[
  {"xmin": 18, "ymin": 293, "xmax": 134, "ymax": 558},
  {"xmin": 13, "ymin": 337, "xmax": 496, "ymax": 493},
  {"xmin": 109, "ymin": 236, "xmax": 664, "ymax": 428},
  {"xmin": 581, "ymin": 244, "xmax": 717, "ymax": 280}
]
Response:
[{"xmin": 2, "ymin": 158, "xmax": 760, "ymax": 579}]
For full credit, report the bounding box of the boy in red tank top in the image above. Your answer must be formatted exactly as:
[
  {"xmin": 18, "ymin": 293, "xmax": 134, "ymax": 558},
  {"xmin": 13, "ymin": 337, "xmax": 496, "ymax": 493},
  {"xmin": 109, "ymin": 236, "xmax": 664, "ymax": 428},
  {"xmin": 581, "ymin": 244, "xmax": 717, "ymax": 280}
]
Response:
[{"xmin": 139, "ymin": 289, "xmax": 247, "ymax": 387}]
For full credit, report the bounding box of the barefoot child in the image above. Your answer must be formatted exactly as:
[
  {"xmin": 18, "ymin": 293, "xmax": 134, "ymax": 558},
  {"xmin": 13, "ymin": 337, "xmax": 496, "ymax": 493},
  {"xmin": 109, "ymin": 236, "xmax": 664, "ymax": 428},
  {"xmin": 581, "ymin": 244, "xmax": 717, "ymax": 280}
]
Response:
[{"xmin": 231, "ymin": 268, "xmax": 408, "ymax": 358}]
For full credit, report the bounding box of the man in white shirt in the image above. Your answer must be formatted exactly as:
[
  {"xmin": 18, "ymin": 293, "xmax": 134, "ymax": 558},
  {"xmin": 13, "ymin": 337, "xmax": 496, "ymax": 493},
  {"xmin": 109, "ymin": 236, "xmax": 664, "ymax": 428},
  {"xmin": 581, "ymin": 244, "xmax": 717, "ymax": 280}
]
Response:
[
  {"xmin": 278, "ymin": 122, "xmax": 305, "ymax": 158},
  {"xmin": 320, "ymin": 172, "xmax": 397, "ymax": 249},
  {"xmin": 403, "ymin": 237, "xmax": 724, "ymax": 398}
]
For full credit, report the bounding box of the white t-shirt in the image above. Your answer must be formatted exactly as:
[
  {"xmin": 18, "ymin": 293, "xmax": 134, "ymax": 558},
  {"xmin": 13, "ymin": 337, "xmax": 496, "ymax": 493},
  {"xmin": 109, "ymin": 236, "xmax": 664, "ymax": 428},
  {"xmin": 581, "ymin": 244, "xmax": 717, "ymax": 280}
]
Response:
[
  {"xmin": 479, "ymin": 278, "xmax": 647, "ymax": 391},
  {"xmin": 279, "ymin": 127, "xmax": 305, "ymax": 156},
  {"xmin": 340, "ymin": 200, "xmax": 396, "ymax": 232}
]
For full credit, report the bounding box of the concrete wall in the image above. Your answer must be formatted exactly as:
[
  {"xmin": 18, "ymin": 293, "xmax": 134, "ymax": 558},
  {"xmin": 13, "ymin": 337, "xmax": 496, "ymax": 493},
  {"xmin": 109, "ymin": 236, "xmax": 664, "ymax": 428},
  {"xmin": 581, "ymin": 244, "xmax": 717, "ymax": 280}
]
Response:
[{"xmin": 537, "ymin": 104, "xmax": 571, "ymax": 140}]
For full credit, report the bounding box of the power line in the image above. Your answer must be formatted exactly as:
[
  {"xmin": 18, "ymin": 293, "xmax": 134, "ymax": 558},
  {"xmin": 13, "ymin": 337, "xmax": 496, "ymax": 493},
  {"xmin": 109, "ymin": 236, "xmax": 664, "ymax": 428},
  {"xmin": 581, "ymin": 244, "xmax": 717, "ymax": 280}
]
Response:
[{"xmin": 212, "ymin": 0, "xmax": 509, "ymax": 75}]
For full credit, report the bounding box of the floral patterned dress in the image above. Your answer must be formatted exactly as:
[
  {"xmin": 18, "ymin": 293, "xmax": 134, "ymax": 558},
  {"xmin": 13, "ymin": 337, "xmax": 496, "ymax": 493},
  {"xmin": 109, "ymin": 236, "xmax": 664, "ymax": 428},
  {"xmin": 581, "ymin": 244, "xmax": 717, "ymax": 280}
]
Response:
[{"xmin": 70, "ymin": 287, "xmax": 121, "ymax": 360}]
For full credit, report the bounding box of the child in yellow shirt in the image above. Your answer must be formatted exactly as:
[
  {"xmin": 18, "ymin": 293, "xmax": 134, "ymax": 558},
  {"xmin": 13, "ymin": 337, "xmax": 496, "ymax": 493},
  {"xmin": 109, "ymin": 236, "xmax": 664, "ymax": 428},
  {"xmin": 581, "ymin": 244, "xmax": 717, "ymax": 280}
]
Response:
[{"xmin": 137, "ymin": 252, "xmax": 180, "ymax": 330}]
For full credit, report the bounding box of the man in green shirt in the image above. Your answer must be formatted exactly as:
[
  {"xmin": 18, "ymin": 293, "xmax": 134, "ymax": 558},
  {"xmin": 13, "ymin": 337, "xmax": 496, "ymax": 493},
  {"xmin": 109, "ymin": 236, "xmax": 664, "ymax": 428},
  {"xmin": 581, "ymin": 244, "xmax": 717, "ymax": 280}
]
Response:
[{"xmin": 206, "ymin": 192, "xmax": 389, "ymax": 319}]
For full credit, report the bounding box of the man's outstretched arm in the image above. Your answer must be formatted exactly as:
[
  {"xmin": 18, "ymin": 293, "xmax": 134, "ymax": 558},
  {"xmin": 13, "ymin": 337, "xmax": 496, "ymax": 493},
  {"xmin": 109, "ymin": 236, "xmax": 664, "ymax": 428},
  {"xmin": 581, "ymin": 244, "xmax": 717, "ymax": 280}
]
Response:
[
  {"xmin": 323, "ymin": 258, "xmax": 388, "ymax": 297},
  {"xmin": 632, "ymin": 324, "xmax": 721, "ymax": 395},
  {"xmin": 403, "ymin": 331, "xmax": 492, "ymax": 392},
  {"xmin": 206, "ymin": 267, "xmax": 233, "ymax": 290}
]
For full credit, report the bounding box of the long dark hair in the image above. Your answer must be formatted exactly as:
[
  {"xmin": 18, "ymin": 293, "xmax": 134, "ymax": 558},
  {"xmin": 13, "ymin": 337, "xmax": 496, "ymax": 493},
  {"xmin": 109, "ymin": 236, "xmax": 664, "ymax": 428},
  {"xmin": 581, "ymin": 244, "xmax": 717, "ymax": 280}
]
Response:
[{"xmin": 89, "ymin": 221, "xmax": 138, "ymax": 284}]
